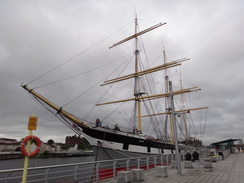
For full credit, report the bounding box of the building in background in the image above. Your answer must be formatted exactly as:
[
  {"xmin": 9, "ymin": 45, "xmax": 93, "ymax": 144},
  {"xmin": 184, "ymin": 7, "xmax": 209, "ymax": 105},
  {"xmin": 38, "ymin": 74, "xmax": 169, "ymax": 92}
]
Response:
[
  {"xmin": 0, "ymin": 138, "xmax": 20, "ymax": 151},
  {"xmin": 238, "ymin": 139, "xmax": 243, "ymax": 144},
  {"xmin": 65, "ymin": 135, "xmax": 81, "ymax": 147}
]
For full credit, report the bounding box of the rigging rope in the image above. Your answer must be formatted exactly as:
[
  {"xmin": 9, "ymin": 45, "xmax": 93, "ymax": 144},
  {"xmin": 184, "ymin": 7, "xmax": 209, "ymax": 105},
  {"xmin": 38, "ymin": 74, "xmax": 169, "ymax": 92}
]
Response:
[
  {"xmin": 83, "ymin": 54, "xmax": 134, "ymax": 121},
  {"xmin": 83, "ymin": 53, "xmax": 135, "ymax": 124},
  {"xmin": 33, "ymin": 54, "xmax": 132, "ymax": 90},
  {"xmin": 101, "ymin": 94, "xmax": 134, "ymax": 122},
  {"xmin": 143, "ymin": 100, "xmax": 163, "ymax": 139},
  {"xmin": 186, "ymin": 114, "xmax": 199, "ymax": 139},
  {"xmin": 26, "ymin": 20, "xmax": 133, "ymax": 86},
  {"xmin": 201, "ymin": 108, "xmax": 208, "ymax": 139},
  {"xmin": 61, "ymin": 55, "xmax": 134, "ymax": 108},
  {"xmin": 83, "ymin": 91, "xmax": 108, "ymax": 121},
  {"xmin": 175, "ymin": 116, "xmax": 185, "ymax": 139},
  {"xmin": 84, "ymin": 79, "xmax": 134, "ymax": 124}
]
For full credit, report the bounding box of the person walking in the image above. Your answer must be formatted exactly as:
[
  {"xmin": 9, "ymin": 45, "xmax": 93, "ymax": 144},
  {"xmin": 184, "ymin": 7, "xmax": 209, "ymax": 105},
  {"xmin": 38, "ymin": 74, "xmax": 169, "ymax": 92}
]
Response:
[
  {"xmin": 185, "ymin": 151, "xmax": 192, "ymax": 161},
  {"xmin": 192, "ymin": 149, "xmax": 200, "ymax": 168}
]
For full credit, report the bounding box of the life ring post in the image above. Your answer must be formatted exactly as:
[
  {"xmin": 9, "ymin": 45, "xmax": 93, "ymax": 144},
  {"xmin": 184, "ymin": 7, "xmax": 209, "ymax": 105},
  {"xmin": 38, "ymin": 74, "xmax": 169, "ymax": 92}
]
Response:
[{"xmin": 21, "ymin": 114, "xmax": 39, "ymax": 183}]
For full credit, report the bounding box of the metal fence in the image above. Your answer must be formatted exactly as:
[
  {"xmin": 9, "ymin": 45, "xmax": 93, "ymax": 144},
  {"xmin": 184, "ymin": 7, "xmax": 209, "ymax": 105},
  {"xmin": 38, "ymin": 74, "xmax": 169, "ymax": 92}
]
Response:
[{"xmin": 0, "ymin": 154, "xmax": 179, "ymax": 183}]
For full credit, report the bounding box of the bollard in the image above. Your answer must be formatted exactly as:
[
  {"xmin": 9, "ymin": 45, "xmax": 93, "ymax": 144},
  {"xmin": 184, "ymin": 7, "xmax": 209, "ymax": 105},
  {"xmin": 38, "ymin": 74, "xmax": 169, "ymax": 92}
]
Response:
[
  {"xmin": 155, "ymin": 166, "xmax": 167, "ymax": 177},
  {"xmin": 117, "ymin": 171, "xmax": 133, "ymax": 183},
  {"xmin": 131, "ymin": 169, "xmax": 144, "ymax": 182},
  {"xmin": 184, "ymin": 161, "xmax": 193, "ymax": 168},
  {"xmin": 171, "ymin": 161, "xmax": 177, "ymax": 169},
  {"xmin": 203, "ymin": 158, "xmax": 213, "ymax": 168}
]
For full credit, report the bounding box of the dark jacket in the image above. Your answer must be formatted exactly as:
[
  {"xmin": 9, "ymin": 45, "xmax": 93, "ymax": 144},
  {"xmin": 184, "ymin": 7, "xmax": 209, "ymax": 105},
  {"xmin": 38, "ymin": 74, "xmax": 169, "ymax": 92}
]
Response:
[
  {"xmin": 185, "ymin": 152, "xmax": 192, "ymax": 161},
  {"xmin": 192, "ymin": 151, "xmax": 199, "ymax": 160}
]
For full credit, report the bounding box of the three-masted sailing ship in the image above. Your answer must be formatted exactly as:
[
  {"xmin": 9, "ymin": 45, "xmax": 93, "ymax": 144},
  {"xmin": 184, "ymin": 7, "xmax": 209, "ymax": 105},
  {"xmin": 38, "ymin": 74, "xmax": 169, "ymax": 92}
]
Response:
[{"xmin": 22, "ymin": 16, "xmax": 207, "ymax": 160}]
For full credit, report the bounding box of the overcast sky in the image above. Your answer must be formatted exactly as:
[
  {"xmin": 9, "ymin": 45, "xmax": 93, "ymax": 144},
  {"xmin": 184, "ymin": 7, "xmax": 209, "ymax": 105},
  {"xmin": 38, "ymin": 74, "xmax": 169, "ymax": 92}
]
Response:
[{"xmin": 1, "ymin": 0, "xmax": 244, "ymax": 146}]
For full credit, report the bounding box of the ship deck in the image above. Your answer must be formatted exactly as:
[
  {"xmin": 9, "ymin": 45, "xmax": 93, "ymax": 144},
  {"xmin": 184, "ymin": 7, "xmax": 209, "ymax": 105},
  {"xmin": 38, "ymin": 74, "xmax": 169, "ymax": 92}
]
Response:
[{"xmin": 100, "ymin": 152, "xmax": 244, "ymax": 183}]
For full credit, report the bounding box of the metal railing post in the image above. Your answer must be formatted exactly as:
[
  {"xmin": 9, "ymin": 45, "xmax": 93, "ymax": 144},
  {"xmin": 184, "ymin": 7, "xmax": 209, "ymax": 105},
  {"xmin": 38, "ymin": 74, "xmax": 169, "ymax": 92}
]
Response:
[
  {"xmin": 4, "ymin": 172, "xmax": 11, "ymax": 183},
  {"xmin": 146, "ymin": 158, "xmax": 149, "ymax": 170},
  {"xmin": 74, "ymin": 165, "xmax": 79, "ymax": 180},
  {"xmin": 154, "ymin": 157, "xmax": 157, "ymax": 167},
  {"xmin": 96, "ymin": 163, "xmax": 100, "ymax": 182},
  {"xmin": 137, "ymin": 158, "xmax": 141, "ymax": 169},
  {"xmin": 113, "ymin": 161, "xmax": 117, "ymax": 179},
  {"xmin": 160, "ymin": 156, "xmax": 163, "ymax": 166},
  {"xmin": 126, "ymin": 160, "xmax": 130, "ymax": 171},
  {"xmin": 45, "ymin": 168, "xmax": 51, "ymax": 183}
]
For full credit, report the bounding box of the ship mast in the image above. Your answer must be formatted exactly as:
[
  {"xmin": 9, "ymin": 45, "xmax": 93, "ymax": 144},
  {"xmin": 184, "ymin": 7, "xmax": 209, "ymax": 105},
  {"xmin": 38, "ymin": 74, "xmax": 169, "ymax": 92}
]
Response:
[
  {"xmin": 180, "ymin": 77, "xmax": 189, "ymax": 139},
  {"xmin": 134, "ymin": 15, "xmax": 143, "ymax": 133},
  {"xmin": 98, "ymin": 18, "xmax": 205, "ymax": 141},
  {"xmin": 104, "ymin": 18, "xmax": 167, "ymax": 134},
  {"xmin": 163, "ymin": 49, "xmax": 174, "ymax": 144}
]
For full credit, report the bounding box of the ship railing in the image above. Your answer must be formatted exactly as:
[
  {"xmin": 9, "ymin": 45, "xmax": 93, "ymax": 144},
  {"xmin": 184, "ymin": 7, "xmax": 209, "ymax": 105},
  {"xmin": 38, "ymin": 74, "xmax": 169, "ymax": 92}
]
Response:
[
  {"xmin": 84, "ymin": 121, "xmax": 133, "ymax": 134},
  {"xmin": 92, "ymin": 121, "xmax": 135, "ymax": 134},
  {"xmin": 0, "ymin": 153, "xmax": 185, "ymax": 183}
]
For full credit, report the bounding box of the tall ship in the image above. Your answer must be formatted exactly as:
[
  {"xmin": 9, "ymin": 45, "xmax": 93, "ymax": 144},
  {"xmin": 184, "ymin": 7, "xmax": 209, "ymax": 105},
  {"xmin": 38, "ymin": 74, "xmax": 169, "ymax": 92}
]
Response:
[{"xmin": 22, "ymin": 16, "xmax": 208, "ymax": 161}]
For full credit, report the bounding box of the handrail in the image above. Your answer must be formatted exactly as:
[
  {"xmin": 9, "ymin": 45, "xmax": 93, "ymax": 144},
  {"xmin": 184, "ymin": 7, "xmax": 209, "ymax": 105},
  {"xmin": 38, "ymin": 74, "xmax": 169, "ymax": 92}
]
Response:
[
  {"xmin": 0, "ymin": 154, "xmax": 167, "ymax": 173},
  {"xmin": 0, "ymin": 154, "xmax": 181, "ymax": 183}
]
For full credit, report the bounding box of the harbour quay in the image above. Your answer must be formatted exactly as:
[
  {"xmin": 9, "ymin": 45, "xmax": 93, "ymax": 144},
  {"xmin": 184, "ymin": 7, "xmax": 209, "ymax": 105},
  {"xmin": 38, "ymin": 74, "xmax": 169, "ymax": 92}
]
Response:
[{"xmin": 100, "ymin": 153, "xmax": 244, "ymax": 183}]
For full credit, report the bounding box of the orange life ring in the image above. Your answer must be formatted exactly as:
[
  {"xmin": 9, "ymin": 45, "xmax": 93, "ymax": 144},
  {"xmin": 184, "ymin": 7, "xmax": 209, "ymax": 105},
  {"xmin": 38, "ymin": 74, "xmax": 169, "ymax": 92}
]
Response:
[{"xmin": 20, "ymin": 135, "xmax": 41, "ymax": 157}]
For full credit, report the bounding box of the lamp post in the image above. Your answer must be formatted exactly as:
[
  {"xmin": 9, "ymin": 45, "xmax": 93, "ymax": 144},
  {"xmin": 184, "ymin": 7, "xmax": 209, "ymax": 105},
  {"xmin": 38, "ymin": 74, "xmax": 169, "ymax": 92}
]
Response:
[{"xmin": 169, "ymin": 81, "xmax": 181, "ymax": 174}]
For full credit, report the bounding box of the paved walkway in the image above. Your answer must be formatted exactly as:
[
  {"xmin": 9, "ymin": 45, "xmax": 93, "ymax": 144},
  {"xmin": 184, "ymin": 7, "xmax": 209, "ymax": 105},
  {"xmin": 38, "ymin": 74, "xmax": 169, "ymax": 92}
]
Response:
[{"xmin": 100, "ymin": 153, "xmax": 244, "ymax": 183}]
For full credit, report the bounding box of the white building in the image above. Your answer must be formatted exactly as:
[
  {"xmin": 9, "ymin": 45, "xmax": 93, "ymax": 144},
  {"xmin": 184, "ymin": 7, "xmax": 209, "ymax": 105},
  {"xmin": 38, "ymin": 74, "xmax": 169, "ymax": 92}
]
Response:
[
  {"xmin": 30, "ymin": 142, "xmax": 64, "ymax": 152},
  {"xmin": 1, "ymin": 137, "xmax": 65, "ymax": 153},
  {"xmin": 0, "ymin": 138, "xmax": 20, "ymax": 151},
  {"xmin": 68, "ymin": 144, "xmax": 78, "ymax": 151},
  {"xmin": 238, "ymin": 139, "xmax": 243, "ymax": 144}
]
